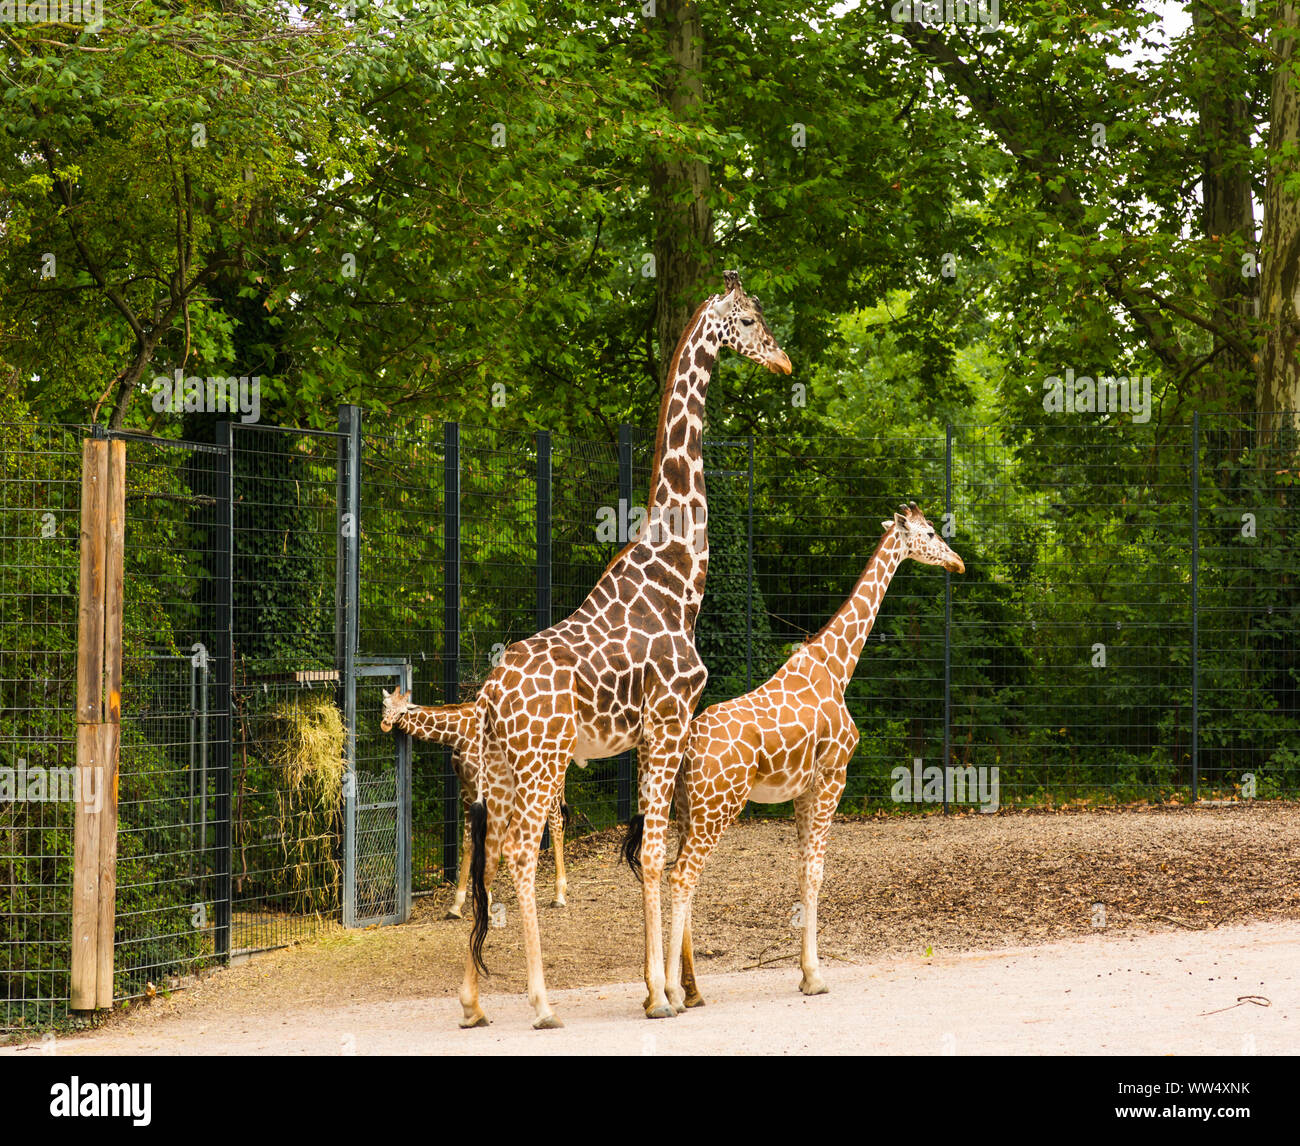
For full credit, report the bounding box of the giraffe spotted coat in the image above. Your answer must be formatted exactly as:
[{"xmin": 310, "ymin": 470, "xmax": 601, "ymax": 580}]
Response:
[{"xmin": 665, "ymin": 503, "xmax": 965, "ymax": 1011}]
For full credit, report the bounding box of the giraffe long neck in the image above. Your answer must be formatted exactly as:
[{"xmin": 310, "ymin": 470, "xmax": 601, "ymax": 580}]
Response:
[
  {"xmin": 643, "ymin": 301, "xmax": 719, "ymax": 601},
  {"xmin": 646, "ymin": 300, "xmax": 716, "ymax": 525},
  {"xmin": 597, "ymin": 298, "xmax": 719, "ymax": 621},
  {"xmin": 803, "ymin": 526, "xmax": 906, "ymax": 693},
  {"xmin": 397, "ymin": 703, "xmax": 474, "ymax": 750}
]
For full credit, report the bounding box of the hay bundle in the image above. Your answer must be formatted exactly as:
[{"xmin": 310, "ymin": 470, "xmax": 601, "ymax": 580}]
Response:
[{"xmin": 266, "ymin": 693, "xmax": 347, "ymax": 914}]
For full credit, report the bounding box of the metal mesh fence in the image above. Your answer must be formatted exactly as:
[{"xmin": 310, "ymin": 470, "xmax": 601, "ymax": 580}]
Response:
[
  {"xmin": 0, "ymin": 424, "xmax": 83, "ymax": 1033},
  {"xmin": 3, "ymin": 408, "xmax": 1300, "ymax": 1032},
  {"xmin": 358, "ymin": 423, "xmax": 448, "ymax": 894},
  {"xmin": 1197, "ymin": 414, "xmax": 1300, "ymax": 799},
  {"xmin": 948, "ymin": 421, "xmax": 1192, "ymax": 804},
  {"xmin": 116, "ymin": 435, "xmax": 228, "ymax": 1001},
  {"xmin": 227, "ymin": 425, "xmax": 345, "ymax": 953}
]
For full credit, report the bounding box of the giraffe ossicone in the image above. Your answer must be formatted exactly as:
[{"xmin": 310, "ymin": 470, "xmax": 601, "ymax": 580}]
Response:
[
  {"xmin": 664, "ymin": 503, "xmax": 963, "ymax": 1012},
  {"xmin": 458, "ymin": 269, "xmax": 791, "ymax": 1030}
]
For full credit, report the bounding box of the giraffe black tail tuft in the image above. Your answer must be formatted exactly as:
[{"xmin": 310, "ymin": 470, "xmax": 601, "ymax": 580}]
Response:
[
  {"xmin": 468, "ymin": 800, "xmax": 491, "ymax": 976},
  {"xmin": 621, "ymin": 813, "xmax": 645, "ymax": 883},
  {"xmin": 560, "ymin": 801, "xmax": 571, "ymax": 831}
]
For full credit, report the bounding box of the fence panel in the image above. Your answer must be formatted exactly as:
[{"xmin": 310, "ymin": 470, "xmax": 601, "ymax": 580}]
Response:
[
  {"xmin": 116, "ymin": 434, "xmax": 229, "ymax": 1003},
  {"xmin": 226, "ymin": 424, "xmax": 346, "ymax": 953},
  {"xmin": 949, "ymin": 421, "xmax": 1193, "ymax": 805},
  {"xmin": 358, "ymin": 422, "xmax": 447, "ymax": 892},
  {"xmin": 1197, "ymin": 414, "xmax": 1300, "ymax": 798},
  {"xmin": 0, "ymin": 424, "xmax": 85, "ymax": 1032}
]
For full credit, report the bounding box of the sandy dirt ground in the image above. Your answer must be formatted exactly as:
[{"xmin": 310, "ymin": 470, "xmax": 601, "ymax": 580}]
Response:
[
  {"xmin": 7, "ymin": 921, "xmax": 1298, "ymax": 1056},
  {"xmin": 5, "ymin": 805, "xmax": 1299, "ymax": 1055}
]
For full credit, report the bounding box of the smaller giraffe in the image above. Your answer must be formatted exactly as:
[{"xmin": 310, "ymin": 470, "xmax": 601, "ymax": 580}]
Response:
[
  {"xmin": 380, "ymin": 687, "xmax": 572, "ymax": 916},
  {"xmin": 662, "ymin": 503, "xmax": 964, "ymax": 1011}
]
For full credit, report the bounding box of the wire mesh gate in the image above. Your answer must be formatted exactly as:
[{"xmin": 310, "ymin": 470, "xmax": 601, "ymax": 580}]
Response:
[{"xmin": 347, "ymin": 660, "xmax": 412, "ymax": 927}]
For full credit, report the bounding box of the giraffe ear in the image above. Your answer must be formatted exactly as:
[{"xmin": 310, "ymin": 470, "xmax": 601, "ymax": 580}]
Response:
[
  {"xmin": 881, "ymin": 519, "xmax": 894, "ymax": 530},
  {"xmin": 893, "ymin": 511, "xmax": 909, "ymax": 530},
  {"xmin": 711, "ymin": 289, "xmax": 736, "ymax": 319}
]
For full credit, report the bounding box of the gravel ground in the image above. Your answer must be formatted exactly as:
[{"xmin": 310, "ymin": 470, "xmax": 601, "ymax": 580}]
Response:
[{"xmin": 7, "ymin": 803, "xmax": 1299, "ymax": 1054}]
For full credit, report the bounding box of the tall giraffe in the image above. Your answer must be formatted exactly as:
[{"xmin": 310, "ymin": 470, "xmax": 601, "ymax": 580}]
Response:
[
  {"xmin": 663, "ymin": 503, "xmax": 964, "ymax": 1011},
  {"xmin": 379, "ymin": 687, "xmax": 572, "ymax": 915},
  {"xmin": 459, "ymin": 270, "xmax": 791, "ymax": 1029}
]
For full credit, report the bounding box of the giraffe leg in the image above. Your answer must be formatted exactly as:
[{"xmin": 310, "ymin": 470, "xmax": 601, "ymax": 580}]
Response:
[
  {"xmin": 639, "ymin": 718, "xmax": 692, "ymax": 1019},
  {"xmin": 681, "ymin": 900, "xmax": 704, "ymax": 1008},
  {"xmin": 458, "ymin": 796, "xmax": 506, "ymax": 1029},
  {"xmin": 793, "ymin": 762, "xmax": 845, "ymax": 997},
  {"xmin": 504, "ymin": 754, "xmax": 568, "ymax": 1029},
  {"xmin": 447, "ymin": 791, "xmax": 474, "ymax": 919},
  {"xmin": 548, "ymin": 795, "xmax": 567, "ymax": 908},
  {"xmin": 667, "ymin": 764, "xmax": 744, "ymax": 1013}
]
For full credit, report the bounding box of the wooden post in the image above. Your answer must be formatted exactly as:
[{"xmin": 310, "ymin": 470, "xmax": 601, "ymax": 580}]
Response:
[
  {"xmin": 96, "ymin": 441, "xmax": 125, "ymax": 1007},
  {"xmin": 71, "ymin": 439, "xmax": 107, "ymax": 1010},
  {"xmin": 71, "ymin": 437, "xmax": 125, "ymax": 1011}
]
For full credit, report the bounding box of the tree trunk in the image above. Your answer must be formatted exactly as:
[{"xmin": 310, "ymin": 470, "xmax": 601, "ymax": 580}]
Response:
[
  {"xmin": 650, "ymin": 0, "xmax": 713, "ymax": 388},
  {"xmin": 1192, "ymin": 0, "xmax": 1258, "ymax": 408},
  {"xmin": 1259, "ymin": 2, "xmax": 1300, "ymax": 435}
]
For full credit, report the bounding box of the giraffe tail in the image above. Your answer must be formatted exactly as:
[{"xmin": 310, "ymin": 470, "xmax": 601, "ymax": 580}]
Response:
[
  {"xmin": 560, "ymin": 801, "xmax": 571, "ymax": 831},
  {"xmin": 468, "ymin": 799, "xmax": 490, "ymax": 976},
  {"xmin": 620, "ymin": 813, "xmax": 645, "ymax": 883}
]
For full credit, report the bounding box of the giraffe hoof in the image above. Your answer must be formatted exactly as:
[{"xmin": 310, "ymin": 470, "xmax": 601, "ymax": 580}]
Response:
[
  {"xmin": 550, "ymin": 898, "xmax": 567, "ymax": 909},
  {"xmin": 533, "ymin": 1014, "xmax": 564, "ymax": 1030},
  {"xmin": 645, "ymin": 1004, "xmax": 676, "ymax": 1020},
  {"xmin": 459, "ymin": 1013, "xmax": 489, "ymax": 1029},
  {"xmin": 799, "ymin": 975, "xmax": 829, "ymax": 997},
  {"xmin": 684, "ymin": 993, "xmax": 706, "ymax": 1009},
  {"xmin": 444, "ymin": 909, "xmax": 463, "ymax": 921}
]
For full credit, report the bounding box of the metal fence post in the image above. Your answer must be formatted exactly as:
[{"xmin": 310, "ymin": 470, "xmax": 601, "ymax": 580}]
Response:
[
  {"xmin": 537, "ymin": 430, "xmax": 552, "ymax": 849},
  {"xmin": 943, "ymin": 423, "xmax": 953, "ymax": 815},
  {"xmin": 443, "ymin": 423, "xmax": 461, "ymax": 881},
  {"xmin": 617, "ymin": 425, "xmax": 635, "ymax": 822},
  {"xmin": 212, "ymin": 422, "xmax": 233, "ymax": 960},
  {"xmin": 746, "ymin": 433, "xmax": 755, "ymax": 694},
  {"xmin": 337, "ymin": 405, "xmax": 361, "ymax": 926},
  {"xmin": 1191, "ymin": 411, "xmax": 1199, "ymax": 802},
  {"xmin": 537, "ymin": 430, "xmax": 552, "ymax": 634}
]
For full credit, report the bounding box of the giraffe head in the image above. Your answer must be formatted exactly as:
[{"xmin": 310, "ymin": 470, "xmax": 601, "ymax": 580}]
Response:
[
  {"xmin": 379, "ymin": 686, "xmax": 413, "ymax": 732},
  {"xmin": 710, "ymin": 269, "xmax": 792, "ymax": 374},
  {"xmin": 882, "ymin": 501, "xmax": 965, "ymax": 573}
]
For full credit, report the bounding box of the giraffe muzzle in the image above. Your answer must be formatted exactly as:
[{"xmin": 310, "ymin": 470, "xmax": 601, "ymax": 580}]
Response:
[
  {"xmin": 768, "ymin": 349, "xmax": 793, "ymax": 375},
  {"xmin": 944, "ymin": 556, "xmax": 965, "ymax": 574}
]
